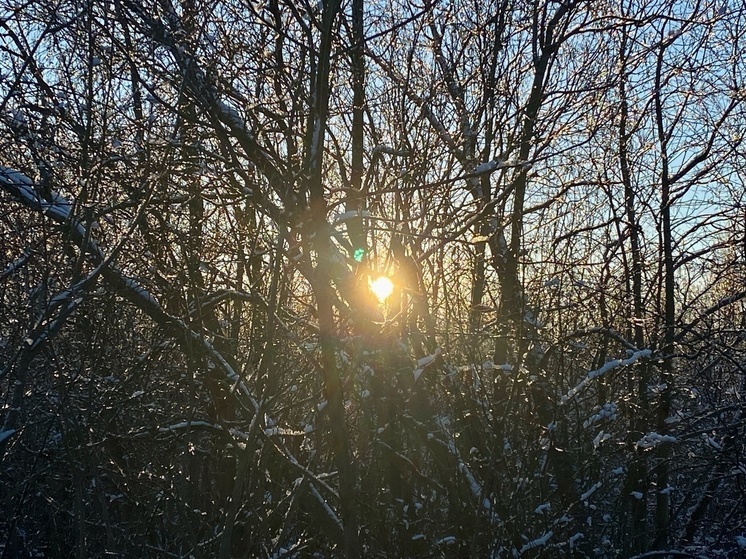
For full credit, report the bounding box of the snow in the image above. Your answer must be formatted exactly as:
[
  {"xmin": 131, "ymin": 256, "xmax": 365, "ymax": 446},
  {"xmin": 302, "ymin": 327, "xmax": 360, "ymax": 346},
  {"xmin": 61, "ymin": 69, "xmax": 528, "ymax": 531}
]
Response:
[
  {"xmin": 630, "ymin": 491, "xmax": 644, "ymax": 500},
  {"xmin": 435, "ymin": 536, "xmax": 456, "ymax": 545},
  {"xmin": 459, "ymin": 460, "xmax": 484, "ymax": 503},
  {"xmin": 417, "ymin": 348, "xmax": 441, "ymax": 368},
  {"xmin": 158, "ymin": 420, "xmax": 215, "ymax": 433},
  {"xmin": 0, "ymin": 167, "xmax": 83, "ymax": 232},
  {"xmin": 308, "ymin": 483, "xmax": 343, "ymax": 534},
  {"xmin": 414, "ymin": 348, "xmax": 441, "ymax": 382},
  {"xmin": 583, "ymin": 403, "xmax": 618, "ymax": 428},
  {"xmin": 703, "ymin": 434, "xmax": 722, "ymax": 450},
  {"xmin": 264, "ymin": 426, "xmax": 305, "ymax": 437},
  {"xmin": 473, "ymin": 159, "xmax": 504, "ymax": 175},
  {"xmin": 592, "ymin": 430, "xmax": 611, "ymax": 449},
  {"xmin": 534, "ymin": 503, "xmax": 550, "ymax": 514},
  {"xmin": 470, "ymin": 234, "xmax": 491, "ymax": 243},
  {"xmin": 332, "ymin": 210, "xmax": 372, "ymax": 225},
  {"xmin": 217, "ymin": 100, "xmax": 247, "ymax": 132},
  {"xmin": 562, "ymin": 349, "xmax": 651, "ymax": 403},
  {"xmin": 736, "ymin": 535, "xmax": 746, "ymax": 549},
  {"xmin": 122, "ymin": 276, "xmax": 161, "ymax": 308},
  {"xmin": 636, "ymin": 432, "xmax": 676, "ymax": 449},
  {"xmin": 581, "ymin": 482, "xmax": 602, "ymax": 501},
  {"xmin": 519, "ymin": 531, "xmax": 553, "ymax": 554}
]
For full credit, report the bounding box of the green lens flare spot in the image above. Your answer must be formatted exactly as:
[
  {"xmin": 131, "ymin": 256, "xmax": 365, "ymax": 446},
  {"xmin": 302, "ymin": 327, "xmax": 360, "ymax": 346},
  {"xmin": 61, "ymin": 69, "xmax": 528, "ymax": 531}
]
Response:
[{"xmin": 353, "ymin": 248, "xmax": 365, "ymax": 262}]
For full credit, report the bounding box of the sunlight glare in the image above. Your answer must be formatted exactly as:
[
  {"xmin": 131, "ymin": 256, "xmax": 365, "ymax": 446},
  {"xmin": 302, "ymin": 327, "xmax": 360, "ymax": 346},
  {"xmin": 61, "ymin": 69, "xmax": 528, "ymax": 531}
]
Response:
[{"xmin": 370, "ymin": 276, "xmax": 394, "ymax": 302}]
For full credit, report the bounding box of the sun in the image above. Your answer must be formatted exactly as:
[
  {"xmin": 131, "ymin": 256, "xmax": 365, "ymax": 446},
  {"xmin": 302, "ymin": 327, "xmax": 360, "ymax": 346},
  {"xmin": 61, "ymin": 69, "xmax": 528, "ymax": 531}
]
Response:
[{"xmin": 369, "ymin": 276, "xmax": 394, "ymax": 302}]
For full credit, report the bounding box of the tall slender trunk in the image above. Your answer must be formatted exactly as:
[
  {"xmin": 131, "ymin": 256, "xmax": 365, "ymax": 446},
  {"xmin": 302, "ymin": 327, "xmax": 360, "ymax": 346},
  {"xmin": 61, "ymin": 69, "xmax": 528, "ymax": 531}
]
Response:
[
  {"xmin": 306, "ymin": 2, "xmax": 360, "ymax": 556},
  {"xmin": 653, "ymin": 39, "xmax": 674, "ymax": 550},
  {"xmin": 618, "ymin": 33, "xmax": 649, "ymax": 553}
]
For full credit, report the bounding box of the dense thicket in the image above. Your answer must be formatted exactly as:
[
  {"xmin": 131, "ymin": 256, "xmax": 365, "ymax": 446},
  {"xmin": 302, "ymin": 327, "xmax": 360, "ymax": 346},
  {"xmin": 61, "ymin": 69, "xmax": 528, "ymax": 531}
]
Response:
[{"xmin": 1, "ymin": 0, "xmax": 746, "ymax": 557}]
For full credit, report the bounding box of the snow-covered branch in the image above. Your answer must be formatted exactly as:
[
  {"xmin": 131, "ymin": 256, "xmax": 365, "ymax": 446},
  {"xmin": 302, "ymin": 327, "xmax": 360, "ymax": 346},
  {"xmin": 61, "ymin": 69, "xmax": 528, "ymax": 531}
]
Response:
[
  {"xmin": 636, "ymin": 432, "xmax": 677, "ymax": 449},
  {"xmin": 562, "ymin": 349, "xmax": 651, "ymax": 403},
  {"xmin": 1, "ymin": 166, "xmax": 77, "ymax": 228},
  {"xmin": 519, "ymin": 531, "xmax": 553, "ymax": 554}
]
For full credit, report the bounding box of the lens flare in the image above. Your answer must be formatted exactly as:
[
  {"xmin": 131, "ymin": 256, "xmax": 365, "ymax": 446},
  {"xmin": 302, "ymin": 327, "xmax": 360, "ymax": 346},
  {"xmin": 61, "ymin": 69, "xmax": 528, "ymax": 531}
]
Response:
[{"xmin": 369, "ymin": 276, "xmax": 394, "ymax": 302}]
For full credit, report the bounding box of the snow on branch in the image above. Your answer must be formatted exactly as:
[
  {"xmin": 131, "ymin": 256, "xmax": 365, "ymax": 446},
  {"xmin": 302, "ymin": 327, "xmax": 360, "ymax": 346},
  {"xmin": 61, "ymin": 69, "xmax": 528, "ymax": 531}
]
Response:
[
  {"xmin": 270, "ymin": 441, "xmax": 340, "ymax": 500},
  {"xmin": 519, "ymin": 531, "xmax": 553, "ymax": 554},
  {"xmin": 580, "ymin": 481, "xmax": 602, "ymax": 502},
  {"xmin": 0, "ymin": 166, "xmax": 78, "ymax": 228},
  {"xmin": 472, "ymin": 159, "xmax": 505, "ymax": 175},
  {"xmin": 562, "ymin": 349, "xmax": 651, "ymax": 403},
  {"xmin": 372, "ymin": 144, "xmax": 410, "ymax": 157},
  {"xmin": 128, "ymin": 420, "xmax": 225, "ymax": 440},
  {"xmin": 432, "ymin": 427, "xmax": 494, "ymax": 516},
  {"xmin": 583, "ymin": 402, "xmax": 618, "ymax": 428},
  {"xmin": 636, "ymin": 432, "xmax": 677, "ymax": 449},
  {"xmin": 458, "ymin": 459, "xmax": 491, "ymax": 513},
  {"xmin": 332, "ymin": 210, "xmax": 372, "ymax": 225},
  {"xmin": 216, "ymin": 99, "xmax": 248, "ymax": 133},
  {"xmin": 308, "ymin": 483, "xmax": 344, "ymax": 537}
]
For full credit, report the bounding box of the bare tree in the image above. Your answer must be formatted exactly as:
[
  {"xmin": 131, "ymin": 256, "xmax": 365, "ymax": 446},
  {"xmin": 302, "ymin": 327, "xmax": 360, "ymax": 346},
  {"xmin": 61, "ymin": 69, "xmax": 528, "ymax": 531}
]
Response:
[{"xmin": 2, "ymin": 0, "xmax": 746, "ymax": 557}]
